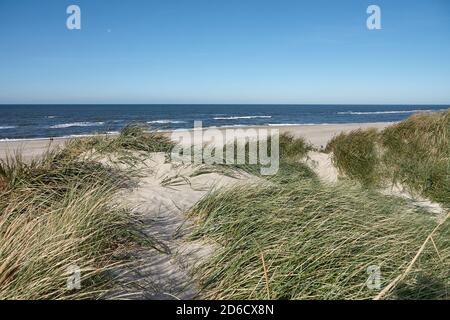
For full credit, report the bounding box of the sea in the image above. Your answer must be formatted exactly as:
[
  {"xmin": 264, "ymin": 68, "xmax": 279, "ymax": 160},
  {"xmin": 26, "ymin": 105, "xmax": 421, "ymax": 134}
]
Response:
[{"xmin": 0, "ymin": 104, "xmax": 447, "ymax": 140}]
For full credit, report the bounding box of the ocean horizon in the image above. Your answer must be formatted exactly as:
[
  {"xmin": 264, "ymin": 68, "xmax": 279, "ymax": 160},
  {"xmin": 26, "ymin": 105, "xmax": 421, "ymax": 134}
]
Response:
[{"xmin": 0, "ymin": 104, "xmax": 447, "ymax": 140}]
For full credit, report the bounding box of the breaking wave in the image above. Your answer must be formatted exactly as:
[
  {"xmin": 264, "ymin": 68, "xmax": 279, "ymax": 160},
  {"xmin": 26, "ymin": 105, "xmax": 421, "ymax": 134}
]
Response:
[
  {"xmin": 213, "ymin": 115, "xmax": 272, "ymax": 120},
  {"xmin": 337, "ymin": 109, "xmax": 446, "ymax": 115},
  {"xmin": 49, "ymin": 122, "xmax": 105, "ymax": 129}
]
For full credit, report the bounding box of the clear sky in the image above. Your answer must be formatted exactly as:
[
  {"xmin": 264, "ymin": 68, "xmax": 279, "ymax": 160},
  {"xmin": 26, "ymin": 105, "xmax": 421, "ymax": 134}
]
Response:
[{"xmin": 0, "ymin": 0, "xmax": 449, "ymax": 104}]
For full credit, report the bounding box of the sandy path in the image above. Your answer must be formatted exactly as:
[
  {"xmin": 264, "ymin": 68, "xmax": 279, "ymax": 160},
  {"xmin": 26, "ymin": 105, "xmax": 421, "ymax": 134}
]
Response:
[
  {"xmin": 306, "ymin": 151, "xmax": 339, "ymax": 183},
  {"xmin": 109, "ymin": 153, "xmax": 256, "ymax": 299}
]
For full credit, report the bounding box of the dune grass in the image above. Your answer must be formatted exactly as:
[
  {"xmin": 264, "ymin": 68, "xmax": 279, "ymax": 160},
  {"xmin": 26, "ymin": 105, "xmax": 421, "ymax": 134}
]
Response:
[
  {"xmin": 0, "ymin": 124, "xmax": 173, "ymax": 299},
  {"xmin": 61, "ymin": 123, "xmax": 174, "ymax": 164},
  {"xmin": 325, "ymin": 128, "xmax": 380, "ymax": 187},
  {"xmin": 225, "ymin": 133, "xmax": 313, "ymax": 177},
  {"xmin": 380, "ymin": 110, "xmax": 450, "ymax": 206},
  {"xmin": 278, "ymin": 133, "xmax": 312, "ymax": 161},
  {"xmin": 326, "ymin": 109, "xmax": 450, "ymax": 207},
  {"xmin": 175, "ymin": 132, "xmax": 313, "ymax": 179},
  {"xmin": 190, "ymin": 176, "xmax": 450, "ymax": 300}
]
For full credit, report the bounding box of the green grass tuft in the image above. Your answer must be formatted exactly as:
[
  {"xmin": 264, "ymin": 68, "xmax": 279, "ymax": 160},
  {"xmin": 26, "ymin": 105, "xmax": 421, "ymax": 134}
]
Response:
[
  {"xmin": 61, "ymin": 123, "xmax": 175, "ymax": 164},
  {"xmin": 326, "ymin": 128, "xmax": 380, "ymax": 187},
  {"xmin": 380, "ymin": 110, "xmax": 450, "ymax": 206},
  {"xmin": 278, "ymin": 133, "xmax": 312, "ymax": 161},
  {"xmin": 326, "ymin": 109, "xmax": 450, "ymax": 207}
]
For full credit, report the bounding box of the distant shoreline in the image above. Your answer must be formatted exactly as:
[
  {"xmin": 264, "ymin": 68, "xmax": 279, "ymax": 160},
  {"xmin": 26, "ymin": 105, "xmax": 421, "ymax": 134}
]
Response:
[{"xmin": 0, "ymin": 122, "xmax": 394, "ymax": 161}]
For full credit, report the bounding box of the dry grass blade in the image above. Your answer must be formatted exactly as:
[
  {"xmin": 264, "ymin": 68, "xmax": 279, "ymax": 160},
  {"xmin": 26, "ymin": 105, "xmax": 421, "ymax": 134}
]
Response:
[{"xmin": 374, "ymin": 212, "xmax": 450, "ymax": 300}]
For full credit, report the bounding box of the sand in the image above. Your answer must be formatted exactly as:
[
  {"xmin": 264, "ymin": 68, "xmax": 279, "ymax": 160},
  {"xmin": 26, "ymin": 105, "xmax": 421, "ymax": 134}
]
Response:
[
  {"xmin": 306, "ymin": 151, "xmax": 339, "ymax": 183},
  {"xmin": 107, "ymin": 153, "xmax": 258, "ymax": 299},
  {"xmin": 0, "ymin": 138, "xmax": 68, "ymax": 161}
]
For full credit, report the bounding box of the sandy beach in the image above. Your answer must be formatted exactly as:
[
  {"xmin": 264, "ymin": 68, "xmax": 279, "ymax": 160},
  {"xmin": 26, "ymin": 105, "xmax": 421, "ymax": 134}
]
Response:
[{"xmin": 0, "ymin": 122, "xmax": 392, "ymax": 160}]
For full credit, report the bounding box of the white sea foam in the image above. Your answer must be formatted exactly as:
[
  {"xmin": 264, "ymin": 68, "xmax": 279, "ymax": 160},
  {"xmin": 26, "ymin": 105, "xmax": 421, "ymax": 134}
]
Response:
[
  {"xmin": 0, "ymin": 131, "xmax": 117, "ymax": 142},
  {"xmin": 217, "ymin": 124, "xmax": 252, "ymax": 128},
  {"xmin": 213, "ymin": 115, "xmax": 272, "ymax": 120},
  {"xmin": 337, "ymin": 109, "xmax": 447, "ymax": 115},
  {"xmin": 0, "ymin": 137, "xmax": 50, "ymax": 142},
  {"xmin": 147, "ymin": 120, "xmax": 187, "ymax": 124},
  {"xmin": 268, "ymin": 123, "xmax": 330, "ymax": 126},
  {"xmin": 157, "ymin": 128, "xmax": 190, "ymax": 133},
  {"xmin": 0, "ymin": 126, "xmax": 16, "ymax": 130},
  {"xmin": 49, "ymin": 122, "xmax": 105, "ymax": 129}
]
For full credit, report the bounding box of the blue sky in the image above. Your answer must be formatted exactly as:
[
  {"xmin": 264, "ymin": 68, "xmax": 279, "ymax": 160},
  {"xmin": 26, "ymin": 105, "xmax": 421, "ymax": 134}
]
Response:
[{"xmin": 0, "ymin": 0, "xmax": 449, "ymax": 104}]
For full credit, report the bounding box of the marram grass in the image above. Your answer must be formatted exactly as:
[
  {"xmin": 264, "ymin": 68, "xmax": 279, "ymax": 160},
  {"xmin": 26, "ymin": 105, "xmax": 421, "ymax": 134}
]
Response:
[
  {"xmin": 380, "ymin": 110, "xmax": 450, "ymax": 206},
  {"xmin": 326, "ymin": 109, "xmax": 450, "ymax": 207},
  {"xmin": 190, "ymin": 179, "xmax": 450, "ymax": 300},
  {"xmin": 0, "ymin": 124, "xmax": 172, "ymax": 300},
  {"xmin": 61, "ymin": 123, "xmax": 175, "ymax": 165},
  {"xmin": 325, "ymin": 128, "xmax": 380, "ymax": 187}
]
